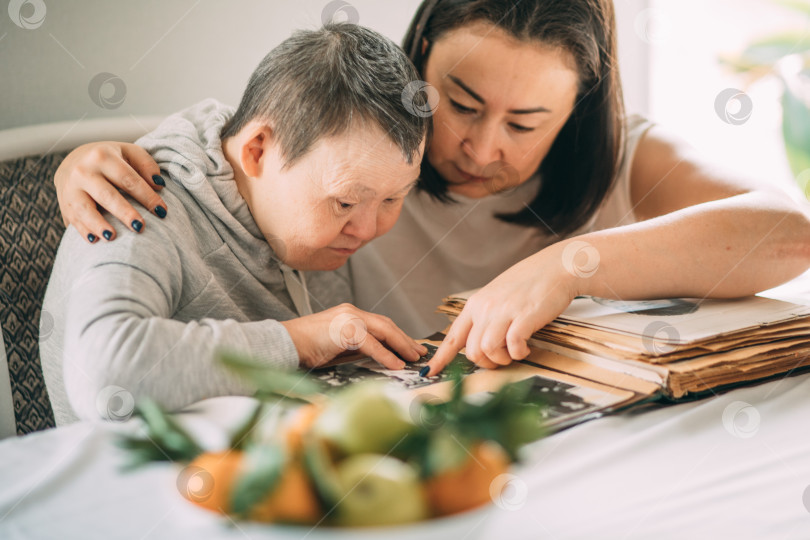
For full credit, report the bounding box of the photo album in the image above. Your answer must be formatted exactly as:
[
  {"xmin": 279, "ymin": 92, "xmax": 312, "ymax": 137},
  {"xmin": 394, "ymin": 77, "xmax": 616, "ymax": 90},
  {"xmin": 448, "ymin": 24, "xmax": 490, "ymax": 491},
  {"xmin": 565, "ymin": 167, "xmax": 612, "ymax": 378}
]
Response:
[{"xmin": 314, "ymin": 289, "xmax": 810, "ymax": 432}]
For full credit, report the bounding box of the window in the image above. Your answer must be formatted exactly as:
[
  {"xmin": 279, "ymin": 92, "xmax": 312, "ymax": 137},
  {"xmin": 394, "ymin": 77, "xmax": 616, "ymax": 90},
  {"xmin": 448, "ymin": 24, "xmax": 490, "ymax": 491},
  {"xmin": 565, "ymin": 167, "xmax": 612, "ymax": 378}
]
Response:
[{"xmin": 620, "ymin": 0, "xmax": 808, "ymax": 193}]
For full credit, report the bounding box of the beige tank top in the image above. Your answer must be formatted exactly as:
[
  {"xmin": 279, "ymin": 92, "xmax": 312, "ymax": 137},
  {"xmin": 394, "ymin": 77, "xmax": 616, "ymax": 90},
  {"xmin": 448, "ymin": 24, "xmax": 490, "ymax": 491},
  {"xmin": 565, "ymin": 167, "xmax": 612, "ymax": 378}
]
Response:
[{"xmin": 345, "ymin": 115, "xmax": 654, "ymax": 336}]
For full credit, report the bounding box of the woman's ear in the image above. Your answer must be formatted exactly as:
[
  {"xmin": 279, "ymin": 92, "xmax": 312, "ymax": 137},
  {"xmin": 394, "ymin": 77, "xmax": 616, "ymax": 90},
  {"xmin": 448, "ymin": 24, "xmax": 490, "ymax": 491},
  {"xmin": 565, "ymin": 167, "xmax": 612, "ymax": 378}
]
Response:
[
  {"xmin": 421, "ymin": 37, "xmax": 429, "ymax": 56},
  {"xmin": 240, "ymin": 124, "xmax": 274, "ymax": 178}
]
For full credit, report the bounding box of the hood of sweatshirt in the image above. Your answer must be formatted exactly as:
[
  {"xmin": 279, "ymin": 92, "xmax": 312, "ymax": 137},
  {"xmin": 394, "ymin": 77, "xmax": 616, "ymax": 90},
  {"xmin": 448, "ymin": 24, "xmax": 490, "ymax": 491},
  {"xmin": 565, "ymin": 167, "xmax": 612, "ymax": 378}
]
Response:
[
  {"xmin": 135, "ymin": 99, "xmax": 352, "ymax": 315},
  {"xmin": 135, "ymin": 99, "xmax": 283, "ymax": 279}
]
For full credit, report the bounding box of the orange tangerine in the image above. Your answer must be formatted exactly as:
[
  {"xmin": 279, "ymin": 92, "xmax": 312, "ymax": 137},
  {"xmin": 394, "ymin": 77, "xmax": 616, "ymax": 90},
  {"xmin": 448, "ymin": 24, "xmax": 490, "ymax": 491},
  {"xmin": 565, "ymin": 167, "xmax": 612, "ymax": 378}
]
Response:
[
  {"xmin": 424, "ymin": 441, "xmax": 510, "ymax": 516},
  {"xmin": 182, "ymin": 450, "xmax": 244, "ymax": 515},
  {"xmin": 183, "ymin": 448, "xmax": 321, "ymax": 524},
  {"xmin": 249, "ymin": 458, "xmax": 322, "ymax": 524},
  {"xmin": 284, "ymin": 403, "xmax": 323, "ymax": 454}
]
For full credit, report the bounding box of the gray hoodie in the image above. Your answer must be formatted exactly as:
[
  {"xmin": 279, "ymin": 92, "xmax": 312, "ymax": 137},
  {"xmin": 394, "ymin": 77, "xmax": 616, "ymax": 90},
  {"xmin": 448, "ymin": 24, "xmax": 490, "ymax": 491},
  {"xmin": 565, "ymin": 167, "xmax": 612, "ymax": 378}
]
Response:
[{"xmin": 40, "ymin": 99, "xmax": 351, "ymax": 425}]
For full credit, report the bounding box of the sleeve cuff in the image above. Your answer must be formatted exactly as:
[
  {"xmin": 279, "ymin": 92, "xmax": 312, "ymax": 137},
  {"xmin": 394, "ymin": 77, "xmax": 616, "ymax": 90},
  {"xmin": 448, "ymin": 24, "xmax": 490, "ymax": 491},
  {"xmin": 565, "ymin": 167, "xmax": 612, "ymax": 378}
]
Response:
[{"xmin": 238, "ymin": 319, "xmax": 300, "ymax": 369}]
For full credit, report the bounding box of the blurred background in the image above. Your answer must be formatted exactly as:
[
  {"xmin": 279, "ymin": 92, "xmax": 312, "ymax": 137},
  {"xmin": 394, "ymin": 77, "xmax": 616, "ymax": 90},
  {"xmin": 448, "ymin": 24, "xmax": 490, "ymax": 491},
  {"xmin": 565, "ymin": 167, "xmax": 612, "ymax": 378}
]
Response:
[{"xmin": 1, "ymin": 0, "xmax": 808, "ymax": 193}]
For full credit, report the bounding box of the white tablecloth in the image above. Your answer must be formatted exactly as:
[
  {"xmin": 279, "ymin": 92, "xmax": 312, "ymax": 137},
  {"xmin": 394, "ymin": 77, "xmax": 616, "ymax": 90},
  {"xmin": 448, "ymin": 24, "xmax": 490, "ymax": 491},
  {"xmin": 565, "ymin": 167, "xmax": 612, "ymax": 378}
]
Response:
[{"xmin": 1, "ymin": 369, "xmax": 809, "ymax": 540}]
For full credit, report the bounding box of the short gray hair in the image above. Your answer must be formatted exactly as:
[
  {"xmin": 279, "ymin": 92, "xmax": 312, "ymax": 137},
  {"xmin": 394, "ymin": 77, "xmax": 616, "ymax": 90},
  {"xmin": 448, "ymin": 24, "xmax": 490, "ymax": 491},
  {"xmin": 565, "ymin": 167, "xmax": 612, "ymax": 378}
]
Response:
[{"xmin": 221, "ymin": 23, "xmax": 428, "ymax": 166}]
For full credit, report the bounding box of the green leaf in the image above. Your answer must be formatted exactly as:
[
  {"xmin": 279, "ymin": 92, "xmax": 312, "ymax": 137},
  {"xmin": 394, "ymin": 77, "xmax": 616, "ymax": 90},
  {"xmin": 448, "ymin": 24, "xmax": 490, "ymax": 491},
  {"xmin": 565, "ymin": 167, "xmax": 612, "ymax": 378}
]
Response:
[
  {"xmin": 781, "ymin": 78, "xmax": 810, "ymax": 182},
  {"xmin": 389, "ymin": 426, "xmax": 430, "ymax": 464},
  {"xmin": 446, "ymin": 363, "xmax": 466, "ymax": 411},
  {"xmin": 117, "ymin": 399, "xmax": 203, "ymax": 468},
  {"xmin": 453, "ymin": 377, "xmax": 546, "ymax": 461},
  {"xmin": 139, "ymin": 400, "xmax": 203, "ymax": 455},
  {"xmin": 218, "ymin": 350, "xmax": 325, "ymax": 399},
  {"xmin": 413, "ymin": 426, "xmax": 480, "ymax": 477},
  {"xmin": 785, "ymin": 143, "xmax": 810, "ymax": 193},
  {"xmin": 115, "ymin": 437, "xmax": 176, "ymax": 471},
  {"xmin": 408, "ymin": 370, "xmax": 549, "ymax": 471},
  {"xmin": 422, "ymin": 428, "xmax": 471, "ymax": 478},
  {"xmin": 302, "ymin": 437, "xmax": 344, "ymax": 511},
  {"xmin": 774, "ymin": 0, "xmax": 810, "ymax": 18},
  {"xmin": 228, "ymin": 402, "xmax": 265, "ymax": 450},
  {"xmin": 497, "ymin": 405, "xmax": 546, "ymax": 459},
  {"xmin": 230, "ymin": 442, "xmax": 287, "ymax": 517},
  {"xmin": 735, "ymin": 32, "xmax": 810, "ymax": 69}
]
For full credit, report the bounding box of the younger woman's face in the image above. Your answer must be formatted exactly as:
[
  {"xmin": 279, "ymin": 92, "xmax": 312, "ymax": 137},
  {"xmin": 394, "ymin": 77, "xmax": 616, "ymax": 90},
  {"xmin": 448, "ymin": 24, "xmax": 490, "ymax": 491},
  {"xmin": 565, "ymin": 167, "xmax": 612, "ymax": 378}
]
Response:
[{"xmin": 423, "ymin": 22, "xmax": 580, "ymax": 198}]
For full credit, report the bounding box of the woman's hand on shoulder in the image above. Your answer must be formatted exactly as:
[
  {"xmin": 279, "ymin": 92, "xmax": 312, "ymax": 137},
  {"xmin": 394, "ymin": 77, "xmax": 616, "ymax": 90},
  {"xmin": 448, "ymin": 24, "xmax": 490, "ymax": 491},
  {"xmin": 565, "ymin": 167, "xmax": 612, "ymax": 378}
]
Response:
[
  {"xmin": 425, "ymin": 245, "xmax": 580, "ymax": 375},
  {"xmin": 55, "ymin": 141, "xmax": 167, "ymax": 243}
]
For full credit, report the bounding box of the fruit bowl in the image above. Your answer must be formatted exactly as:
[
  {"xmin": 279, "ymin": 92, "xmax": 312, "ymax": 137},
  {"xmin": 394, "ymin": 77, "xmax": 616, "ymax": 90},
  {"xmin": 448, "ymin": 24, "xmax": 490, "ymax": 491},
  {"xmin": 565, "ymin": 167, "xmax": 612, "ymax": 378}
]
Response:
[
  {"xmin": 123, "ymin": 360, "xmax": 545, "ymax": 535},
  {"xmin": 169, "ymin": 455, "xmax": 494, "ymax": 540},
  {"xmin": 225, "ymin": 502, "xmax": 493, "ymax": 540}
]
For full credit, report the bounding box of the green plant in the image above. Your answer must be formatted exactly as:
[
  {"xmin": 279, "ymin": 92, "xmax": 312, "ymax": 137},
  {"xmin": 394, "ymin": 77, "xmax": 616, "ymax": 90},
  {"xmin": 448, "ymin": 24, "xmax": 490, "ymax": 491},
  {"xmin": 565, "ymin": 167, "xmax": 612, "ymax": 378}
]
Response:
[{"xmin": 722, "ymin": 0, "xmax": 810, "ymax": 196}]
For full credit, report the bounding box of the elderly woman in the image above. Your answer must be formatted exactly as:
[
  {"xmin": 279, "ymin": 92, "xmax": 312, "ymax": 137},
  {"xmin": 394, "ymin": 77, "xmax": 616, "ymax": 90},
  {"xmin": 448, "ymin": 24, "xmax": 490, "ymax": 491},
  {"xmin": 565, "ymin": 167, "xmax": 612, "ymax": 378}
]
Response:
[{"xmin": 41, "ymin": 24, "xmax": 429, "ymax": 424}]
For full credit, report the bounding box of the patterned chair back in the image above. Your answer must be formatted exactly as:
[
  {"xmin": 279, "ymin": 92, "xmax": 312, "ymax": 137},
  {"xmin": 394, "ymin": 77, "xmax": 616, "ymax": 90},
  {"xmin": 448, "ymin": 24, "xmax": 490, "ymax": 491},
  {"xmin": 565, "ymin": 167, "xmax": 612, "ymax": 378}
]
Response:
[{"xmin": 0, "ymin": 152, "xmax": 68, "ymax": 434}]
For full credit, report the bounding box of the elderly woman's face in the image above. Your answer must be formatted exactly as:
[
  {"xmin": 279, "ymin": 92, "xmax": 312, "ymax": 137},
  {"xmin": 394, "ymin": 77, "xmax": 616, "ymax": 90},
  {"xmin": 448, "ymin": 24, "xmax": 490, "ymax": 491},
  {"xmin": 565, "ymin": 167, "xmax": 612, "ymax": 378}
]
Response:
[
  {"xmin": 423, "ymin": 22, "xmax": 580, "ymax": 199},
  {"xmin": 243, "ymin": 123, "xmax": 422, "ymax": 272}
]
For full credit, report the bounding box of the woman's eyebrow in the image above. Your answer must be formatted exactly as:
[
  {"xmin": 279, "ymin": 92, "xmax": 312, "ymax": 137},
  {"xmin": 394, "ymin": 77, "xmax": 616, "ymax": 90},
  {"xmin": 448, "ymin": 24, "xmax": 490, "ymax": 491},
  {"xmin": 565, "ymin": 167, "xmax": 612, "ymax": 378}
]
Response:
[
  {"xmin": 448, "ymin": 75, "xmax": 485, "ymax": 104},
  {"xmin": 327, "ymin": 182, "xmax": 376, "ymax": 199},
  {"xmin": 447, "ymin": 74, "xmax": 552, "ymax": 114}
]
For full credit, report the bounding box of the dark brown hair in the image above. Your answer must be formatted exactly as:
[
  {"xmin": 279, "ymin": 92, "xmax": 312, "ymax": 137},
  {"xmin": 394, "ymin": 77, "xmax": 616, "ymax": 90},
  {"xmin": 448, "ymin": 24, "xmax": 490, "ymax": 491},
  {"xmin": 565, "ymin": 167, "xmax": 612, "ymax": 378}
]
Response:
[
  {"xmin": 222, "ymin": 23, "xmax": 429, "ymax": 167},
  {"xmin": 403, "ymin": 0, "xmax": 626, "ymax": 236}
]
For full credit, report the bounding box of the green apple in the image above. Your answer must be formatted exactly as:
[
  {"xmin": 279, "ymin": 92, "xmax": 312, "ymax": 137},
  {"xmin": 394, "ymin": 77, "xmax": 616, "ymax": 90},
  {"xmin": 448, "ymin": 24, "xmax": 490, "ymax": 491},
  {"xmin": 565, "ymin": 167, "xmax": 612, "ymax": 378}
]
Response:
[
  {"xmin": 334, "ymin": 453, "xmax": 428, "ymax": 527},
  {"xmin": 313, "ymin": 382, "xmax": 416, "ymax": 455}
]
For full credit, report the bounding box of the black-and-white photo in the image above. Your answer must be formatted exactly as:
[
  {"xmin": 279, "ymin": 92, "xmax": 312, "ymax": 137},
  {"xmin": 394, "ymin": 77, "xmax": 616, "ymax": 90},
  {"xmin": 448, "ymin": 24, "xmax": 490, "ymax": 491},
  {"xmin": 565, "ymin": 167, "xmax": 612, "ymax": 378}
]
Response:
[{"xmin": 313, "ymin": 343, "xmax": 478, "ymax": 389}]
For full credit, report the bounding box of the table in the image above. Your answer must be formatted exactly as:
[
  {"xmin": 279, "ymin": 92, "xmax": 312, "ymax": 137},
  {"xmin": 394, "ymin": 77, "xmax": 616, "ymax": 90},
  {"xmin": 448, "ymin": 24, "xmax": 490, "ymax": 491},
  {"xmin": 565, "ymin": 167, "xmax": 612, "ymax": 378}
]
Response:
[
  {"xmin": 4, "ymin": 273, "xmax": 810, "ymax": 539},
  {"xmin": 2, "ymin": 368, "xmax": 810, "ymax": 539}
]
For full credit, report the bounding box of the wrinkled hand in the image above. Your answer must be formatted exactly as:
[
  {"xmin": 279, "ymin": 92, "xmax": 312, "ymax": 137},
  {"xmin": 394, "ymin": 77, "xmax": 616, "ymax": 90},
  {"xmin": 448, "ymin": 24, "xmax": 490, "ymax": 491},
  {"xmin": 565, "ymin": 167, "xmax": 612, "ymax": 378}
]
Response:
[
  {"xmin": 55, "ymin": 141, "xmax": 167, "ymax": 241},
  {"xmin": 425, "ymin": 246, "xmax": 581, "ymax": 376},
  {"xmin": 281, "ymin": 304, "xmax": 428, "ymax": 370}
]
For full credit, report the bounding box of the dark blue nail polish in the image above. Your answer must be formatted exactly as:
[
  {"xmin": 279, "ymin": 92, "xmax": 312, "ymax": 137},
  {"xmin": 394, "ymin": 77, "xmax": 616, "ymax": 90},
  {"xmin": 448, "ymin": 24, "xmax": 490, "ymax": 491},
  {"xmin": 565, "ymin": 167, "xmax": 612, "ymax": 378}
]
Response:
[
  {"xmin": 87, "ymin": 233, "xmax": 97, "ymax": 243},
  {"xmin": 154, "ymin": 206, "xmax": 167, "ymax": 219},
  {"xmin": 131, "ymin": 220, "xmax": 143, "ymax": 232},
  {"xmin": 419, "ymin": 366, "xmax": 430, "ymax": 377},
  {"xmin": 102, "ymin": 230, "xmax": 113, "ymax": 241},
  {"xmin": 152, "ymin": 174, "xmax": 165, "ymax": 187}
]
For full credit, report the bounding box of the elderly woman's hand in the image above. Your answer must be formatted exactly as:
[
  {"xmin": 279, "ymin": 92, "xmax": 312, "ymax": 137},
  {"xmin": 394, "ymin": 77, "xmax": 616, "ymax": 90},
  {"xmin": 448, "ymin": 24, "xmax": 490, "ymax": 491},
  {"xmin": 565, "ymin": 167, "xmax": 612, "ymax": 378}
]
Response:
[{"xmin": 281, "ymin": 303, "xmax": 428, "ymax": 370}]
